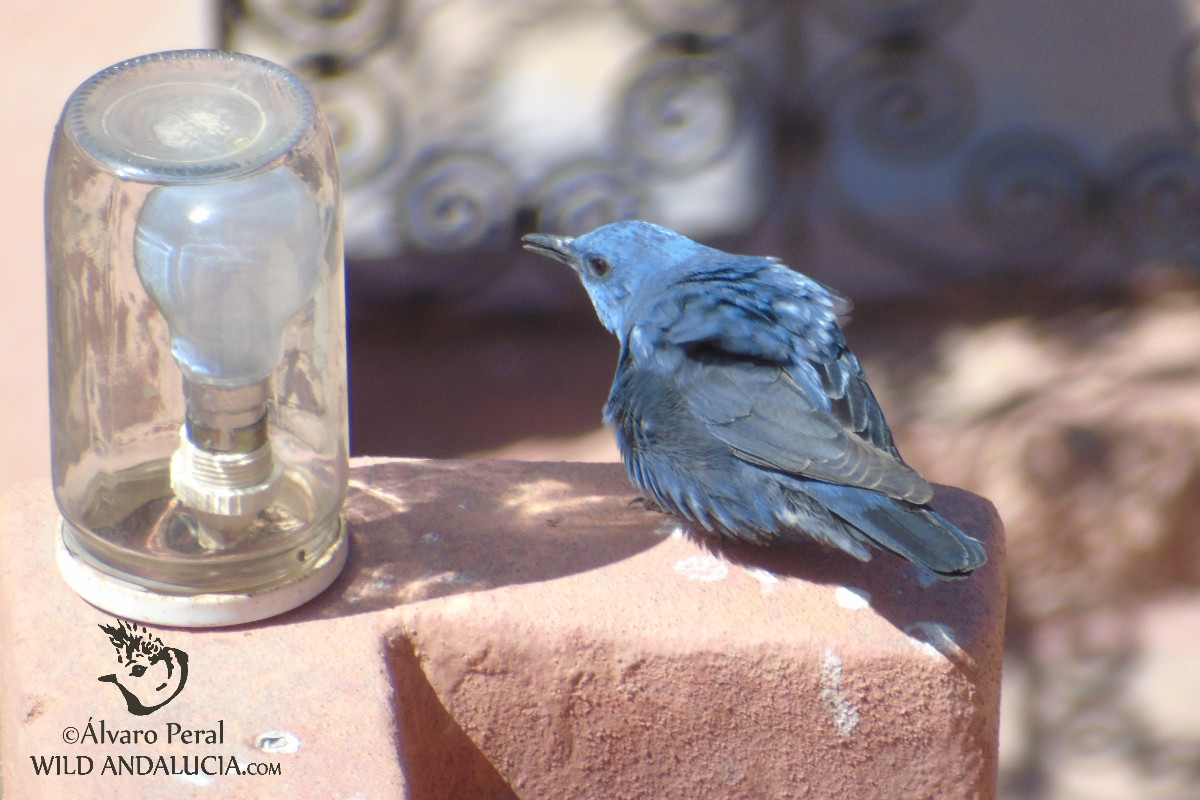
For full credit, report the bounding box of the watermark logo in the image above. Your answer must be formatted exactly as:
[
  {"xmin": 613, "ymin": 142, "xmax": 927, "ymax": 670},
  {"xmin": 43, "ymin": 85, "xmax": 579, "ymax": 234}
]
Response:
[
  {"xmin": 96, "ymin": 620, "xmax": 189, "ymax": 716},
  {"xmin": 24, "ymin": 620, "xmax": 285, "ymax": 780}
]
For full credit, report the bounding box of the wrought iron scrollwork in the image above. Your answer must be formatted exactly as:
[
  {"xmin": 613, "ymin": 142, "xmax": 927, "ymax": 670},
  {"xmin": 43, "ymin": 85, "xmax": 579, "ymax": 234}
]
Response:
[
  {"xmin": 960, "ymin": 132, "xmax": 1093, "ymax": 267},
  {"xmin": 227, "ymin": 0, "xmax": 774, "ymax": 289},
  {"xmin": 823, "ymin": 43, "xmax": 977, "ymax": 164},
  {"xmin": 400, "ymin": 148, "xmax": 517, "ymax": 253},
  {"xmin": 529, "ymin": 158, "xmax": 649, "ymax": 238},
  {"xmin": 1111, "ymin": 136, "xmax": 1200, "ymax": 265},
  {"xmin": 615, "ymin": 41, "xmax": 752, "ymax": 175}
]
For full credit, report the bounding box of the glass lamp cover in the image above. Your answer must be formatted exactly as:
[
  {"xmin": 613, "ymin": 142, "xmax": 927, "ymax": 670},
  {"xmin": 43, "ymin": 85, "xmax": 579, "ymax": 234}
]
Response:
[{"xmin": 45, "ymin": 50, "xmax": 349, "ymax": 625}]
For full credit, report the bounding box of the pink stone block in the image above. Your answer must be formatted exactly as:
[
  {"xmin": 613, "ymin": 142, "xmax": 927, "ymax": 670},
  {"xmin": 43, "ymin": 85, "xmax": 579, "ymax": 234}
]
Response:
[{"xmin": 1, "ymin": 457, "xmax": 1004, "ymax": 798}]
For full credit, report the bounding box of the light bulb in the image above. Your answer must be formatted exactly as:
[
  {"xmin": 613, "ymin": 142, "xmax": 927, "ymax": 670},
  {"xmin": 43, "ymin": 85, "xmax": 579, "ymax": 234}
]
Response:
[
  {"xmin": 133, "ymin": 168, "xmax": 324, "ymax": 521},
  {"xmin": 134, "ymin": 169, "xmax": 324, "ymax": 388}
]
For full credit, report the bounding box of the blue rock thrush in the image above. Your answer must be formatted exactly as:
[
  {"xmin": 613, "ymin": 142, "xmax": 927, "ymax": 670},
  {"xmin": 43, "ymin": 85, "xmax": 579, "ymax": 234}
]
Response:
[{"xmin": 522, "ymin": 221, "xmax": 986, "ymax": 579}]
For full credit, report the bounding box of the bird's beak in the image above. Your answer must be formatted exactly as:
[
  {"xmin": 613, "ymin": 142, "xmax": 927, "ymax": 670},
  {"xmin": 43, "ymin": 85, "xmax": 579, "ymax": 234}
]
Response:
[{"xmin": 521, "ymin": 233, "xmax": 576, "ymax": 268}]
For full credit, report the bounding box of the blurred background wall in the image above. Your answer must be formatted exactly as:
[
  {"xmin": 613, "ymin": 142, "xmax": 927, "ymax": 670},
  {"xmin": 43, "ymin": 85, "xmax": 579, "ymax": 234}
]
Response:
[
  {"xmin": 225, "ymin": 0, "xmax": 1200, "ymax": 302},
  {"xmin": 0, "ymin": 1, "xmax": 215, "ymax": 492},
  {"xmin": 4, "ymin": 2, "xmax": 1200, "ymax": 798}
]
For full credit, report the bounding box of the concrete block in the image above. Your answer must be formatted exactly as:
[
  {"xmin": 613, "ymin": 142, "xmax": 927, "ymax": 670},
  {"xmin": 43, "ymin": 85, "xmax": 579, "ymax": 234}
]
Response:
[{"xmin": 1, "ymin": 457, "xmax": 1004, "ymax": 798}]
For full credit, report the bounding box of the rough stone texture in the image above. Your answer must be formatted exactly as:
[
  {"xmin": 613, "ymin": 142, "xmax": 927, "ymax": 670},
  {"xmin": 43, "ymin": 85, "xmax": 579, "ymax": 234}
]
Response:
[
  {"xmin": 1, "ymin": 457, "xmax": 1004, "ymax": 799},
  {"xmin": 0, "ymin": 485, "xmax": 406, "ymax": 798},
  {"xmin": 900, "ymin": 291, "xmax": 1200, "ymax": 620}
]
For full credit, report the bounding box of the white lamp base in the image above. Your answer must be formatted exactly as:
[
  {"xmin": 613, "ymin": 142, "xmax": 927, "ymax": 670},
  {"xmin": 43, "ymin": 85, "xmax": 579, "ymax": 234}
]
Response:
[{"xmin": 56, "ymin": 518, "xmax": 348, "ymax": 627}]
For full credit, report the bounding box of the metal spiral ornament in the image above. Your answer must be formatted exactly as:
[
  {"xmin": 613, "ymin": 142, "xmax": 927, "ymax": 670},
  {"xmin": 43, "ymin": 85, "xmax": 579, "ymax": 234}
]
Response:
[
  {"xmin": 615, "ymin": 46, "xmax": 750, "ymax": 175},
  {"xmin": 961, "ymin": 132, "xmax": 1092, "ymax": 265},
  {"xmin": 1111, "ymin": 138, "xmax": 1200, "ymax": 266},
  {"xmin": 401, "ymin": 149, "xmax": 516, "ymax": 252},
  {"xmin": 828, "ymin": 45, "xmax": 976, "ymax": 164},
  {"xmin": 306, "ymin": 65, "xmax": 404, "ymax": 190},
  {"xmin": 531, "ymin": 159, "xmax": 648, "ymax": 237}
]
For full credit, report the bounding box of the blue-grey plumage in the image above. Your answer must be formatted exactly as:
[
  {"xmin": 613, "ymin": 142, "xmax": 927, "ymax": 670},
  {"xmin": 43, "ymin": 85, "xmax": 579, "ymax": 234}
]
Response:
[{"xmin": 522, "ymin": 221, "xmax": 986, "ymax": 578}]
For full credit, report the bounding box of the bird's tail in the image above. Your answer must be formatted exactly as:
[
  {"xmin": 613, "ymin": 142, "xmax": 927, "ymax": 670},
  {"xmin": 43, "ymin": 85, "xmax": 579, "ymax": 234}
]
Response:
[{"xmin": 800, "ymin": 482, "xmax": 987, "ymax": 579}]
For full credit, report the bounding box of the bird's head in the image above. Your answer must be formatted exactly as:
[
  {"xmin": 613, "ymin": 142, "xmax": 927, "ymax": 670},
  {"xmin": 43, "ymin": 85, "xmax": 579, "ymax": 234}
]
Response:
[{"xmin": 523, "ymin": 221, "xmax": 706, "ymax": 339}]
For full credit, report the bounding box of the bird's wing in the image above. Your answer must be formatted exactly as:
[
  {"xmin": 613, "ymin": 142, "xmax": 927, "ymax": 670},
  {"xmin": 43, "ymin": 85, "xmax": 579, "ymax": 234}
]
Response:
[
  {"xmin": 695, "ymin": 364, "xmax": 932, "ymax": 502},
  {"xmin": 630, "ymin": 264, "xmax": 933, "ymax": 504}
]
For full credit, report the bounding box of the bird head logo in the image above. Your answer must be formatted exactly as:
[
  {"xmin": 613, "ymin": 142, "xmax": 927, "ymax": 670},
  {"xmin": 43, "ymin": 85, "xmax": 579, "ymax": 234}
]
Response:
[{"xmin": 96, "ymin": 619, "xmax": 189, "ymax": 716}]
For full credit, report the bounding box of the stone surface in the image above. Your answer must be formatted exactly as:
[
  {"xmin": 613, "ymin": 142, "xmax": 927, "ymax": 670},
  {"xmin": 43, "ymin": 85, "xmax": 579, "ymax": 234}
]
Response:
[
  {"xmin": 0, "ymin": 482, "xmax": 405, "ymax": 798},
  {"xmin": 892, "ymin": 291, "xmax": 1200, "ymax": 618},
  {"xmin": 1, "ymin": 457, "xmax": 1004, "ymax": 799}
]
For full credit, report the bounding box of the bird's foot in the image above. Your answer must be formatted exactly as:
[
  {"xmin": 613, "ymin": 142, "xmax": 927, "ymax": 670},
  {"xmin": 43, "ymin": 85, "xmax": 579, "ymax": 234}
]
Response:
[{"xmin": 628, "ymin": 496, "xmax": 665, "ymax": 513}]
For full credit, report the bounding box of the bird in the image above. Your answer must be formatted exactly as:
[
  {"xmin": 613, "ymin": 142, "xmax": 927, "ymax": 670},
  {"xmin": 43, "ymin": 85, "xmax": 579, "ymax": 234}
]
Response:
[{"xmin": 522, "ymin": 221, "xmax": 986, "ymax": 579}]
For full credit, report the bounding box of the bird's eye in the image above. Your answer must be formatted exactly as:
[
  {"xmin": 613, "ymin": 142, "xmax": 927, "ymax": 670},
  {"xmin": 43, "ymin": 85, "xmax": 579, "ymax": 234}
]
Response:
[{"xmin": 587, "ymin": 255, "xmax": 612, "ymax": 277}]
